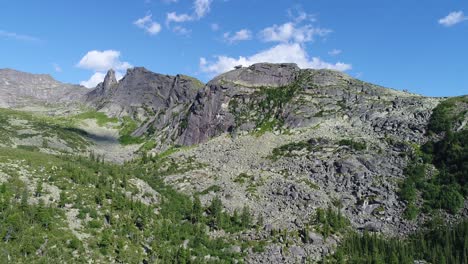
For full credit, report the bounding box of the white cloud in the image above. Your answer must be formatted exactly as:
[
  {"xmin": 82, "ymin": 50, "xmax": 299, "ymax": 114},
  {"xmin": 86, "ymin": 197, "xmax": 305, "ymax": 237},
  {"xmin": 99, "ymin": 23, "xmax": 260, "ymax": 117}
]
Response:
[
  {"xmin": 134, "ymin": 14, "xmax": 162, "ymax": 35},
  {"xmin": 80, "ymin": 72, "xmax": 106, "ymax": 88},
  {"xmin": 166, "ymin": 12, "xmax": 193, "ymax": 24},
  {"xmin": 77, "ymin": 50, "xmax": 132, "ymax": 72},
  {"xmin": 165, "ymin": 0, "xmax": 213, "ymax": 27},
  {"xmin": 200, "ymin": 43, "xmax": 351, "ymax": 76},
  {"xmin": 223, "ymin": 29, "xmax": 252, "ymax": 43},
  {"xmin": 259, "ymin": 22, "xmax": 331, "ymax": 43},
  {"xmin": 173, "ymin": 26, "xmax": 191, "ymax": 36},
  {"xmin": 194, "ymin": 0, "xmax": 212, "ymax": 18},
  {"xmin": 0, "ymin": 30, "xmax": 40, "ymax": 42},
  {"xmin": 78, "ymin": 50, "xmax": 131, "ymax": 88},
  {"xmin": 439, "ymin": 11, "xmax": 468, "ymax": 27},
  {"xmin": 328, "ymin": 49, "xmax": 342, "ymax": 56},
  {"xmin": 287, "ymin": 7, "xmax": 316, "ymax": 23},
  {"xmin": 147, "ymin": 22, "xmax": 162, "ymax": 34},
  {"xmin": 80, "ymin": 71, "xmax": 125, "ymax": 89}
]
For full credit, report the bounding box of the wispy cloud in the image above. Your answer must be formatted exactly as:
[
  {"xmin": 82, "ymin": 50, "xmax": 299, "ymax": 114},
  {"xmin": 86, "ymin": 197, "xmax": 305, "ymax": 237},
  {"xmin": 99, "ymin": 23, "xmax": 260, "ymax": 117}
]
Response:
[
  {"xmin": 194, "ymin": 0, "xmax": 212, "ymax": 19},
  {"xmin": 0, "ymin": 30, "xmax": 41, "ymax": 42},
  {"xmin": 287, "ymin": 6, "xmax": 316, "ymax": 23},
  {"xmin": 166, "ymin": 12, "xmax": 193, "ymax": 24},
  {"xmin": 52, "ymin": 63, "xmax": 62, "ymax": 73},
  {"xmin": 328, "ymin": 49, "xmax": 342, "ymax": 56},
  {"xmin": 165, "ymin": 0, "xmax": 213, "ymax": 25},
  {"xmin": 439, "ymin": 11, "xmax": 468, "ymax": 27},
  {"xmin": 134, "ymin": 14, "xmax": 162, "ymax": 35},
  {"xmin": 223, "ymin": 29, "xmax": 252, "ymax": 43},
  {"xmin": 173, "ymin": 26, "xmax": 192, "ymax": 36}
]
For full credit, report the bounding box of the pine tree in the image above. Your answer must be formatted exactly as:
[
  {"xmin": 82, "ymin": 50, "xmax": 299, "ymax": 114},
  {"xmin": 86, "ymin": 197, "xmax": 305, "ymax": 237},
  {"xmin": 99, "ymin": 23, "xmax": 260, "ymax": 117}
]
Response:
[{"xmin": 241, "ymin": 206, "xmax": 251, "ymax": 228}]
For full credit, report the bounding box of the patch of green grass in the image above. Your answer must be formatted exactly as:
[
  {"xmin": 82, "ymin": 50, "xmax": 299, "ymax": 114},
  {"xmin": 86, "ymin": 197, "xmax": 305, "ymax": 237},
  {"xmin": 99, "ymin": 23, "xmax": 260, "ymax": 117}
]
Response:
[
  {"xmin": 118, "ymin": 117, "xmax": 143, "ymax": 145},
  {"xmin": 73, "ymin": 111, "xmax": 118, "ymax": 126},
  {"xmin": 0, "ymin": 108, "xmax": 90, "ymax": 150}
]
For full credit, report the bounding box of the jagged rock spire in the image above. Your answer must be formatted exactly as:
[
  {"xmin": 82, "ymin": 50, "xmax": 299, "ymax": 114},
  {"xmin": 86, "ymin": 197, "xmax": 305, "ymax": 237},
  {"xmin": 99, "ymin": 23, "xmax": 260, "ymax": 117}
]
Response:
[{"xmin": 102, "ymin": 69, "xmax": 117, "ymax": 89}]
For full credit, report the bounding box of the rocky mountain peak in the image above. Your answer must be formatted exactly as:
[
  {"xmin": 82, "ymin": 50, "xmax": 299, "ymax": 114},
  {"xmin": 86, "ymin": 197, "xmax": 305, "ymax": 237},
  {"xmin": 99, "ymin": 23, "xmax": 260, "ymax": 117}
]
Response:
[
  {"xmin": 102, "ymin": 69, "xmax": 117, "ymax": 89},
  {"xmin": 209, "ymin": 63, "xmax": 300, "ymax": 88}
]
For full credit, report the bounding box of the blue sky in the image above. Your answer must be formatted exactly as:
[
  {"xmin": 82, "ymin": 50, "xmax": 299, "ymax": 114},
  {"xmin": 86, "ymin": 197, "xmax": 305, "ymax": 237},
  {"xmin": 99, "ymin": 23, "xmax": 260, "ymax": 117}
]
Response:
[{"xmin": 0, "ymin": 0, "xmax": 467, "ymax": 96}]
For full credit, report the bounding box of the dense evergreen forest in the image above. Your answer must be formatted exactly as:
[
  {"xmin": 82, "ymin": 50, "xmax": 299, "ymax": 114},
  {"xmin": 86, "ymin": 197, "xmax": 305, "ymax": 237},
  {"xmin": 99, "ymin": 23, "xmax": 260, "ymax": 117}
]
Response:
[
  {"xmin": 0, "ymin": 148, "xmax": 262, "ymax": 263},
  {"xmin": 399, "ymin": 96, "xmax": 467, "ymax": 218}
]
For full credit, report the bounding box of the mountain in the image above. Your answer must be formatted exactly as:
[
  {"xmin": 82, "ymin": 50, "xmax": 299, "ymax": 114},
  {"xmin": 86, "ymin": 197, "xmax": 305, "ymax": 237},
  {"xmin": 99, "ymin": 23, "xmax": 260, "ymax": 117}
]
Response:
[
  {"xmin": 178, "ymin": 63, "xmax": 437, "ymax": 146},
  {"xmin": 0, "ymin": 64, "xmax": 466, "ymax": 263},
  {"xmin": 0, "ymin": 68, "xmax": 88, "ymax": 108}
]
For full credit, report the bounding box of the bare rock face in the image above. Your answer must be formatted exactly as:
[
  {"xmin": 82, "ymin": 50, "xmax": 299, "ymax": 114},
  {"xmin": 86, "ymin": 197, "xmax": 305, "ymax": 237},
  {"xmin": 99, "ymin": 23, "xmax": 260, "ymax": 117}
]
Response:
[
  {"xmin": 177, "ymin": 63, "xmax": 301, "ymax": 145},
  {"xmin": 209, "ymin": 63, "xmax": 300, "ymax": 88},
  {"xmin": 0, "ymin": 68, "xmax": 88, "ymax": 107},
  {"xmin": 85, "ymin": 67, "xmax": 204, "ymax": 118},
  {"xmin": 84, "ymin": 67, "xmax": 204, "ymax": 148},
  {"xmin": 84, "ymin": 69, "xmax": 118, "ymax": 103},
  {"xmin": 178, "ymin": 63, "xmax": 437, "ymax": 147}
]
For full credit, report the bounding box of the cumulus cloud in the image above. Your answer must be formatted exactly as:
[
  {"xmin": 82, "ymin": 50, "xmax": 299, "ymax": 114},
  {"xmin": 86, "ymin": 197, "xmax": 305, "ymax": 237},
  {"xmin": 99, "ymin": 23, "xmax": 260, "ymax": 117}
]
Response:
[
  {"xmin": 77, "ymin": 50, "xmax": 132, "ymax": 72},
  {"xmin": 328, "ymin": 49, "xmax": 342, "ymax": 56},
  {"xmin": 200, "ymin": 43, "xmax": 351, "ymax": 76},
  {"xmin": 259, "ymin": 22, "xmax": 331, "ymax": 43},
  {"xmin": 134, "ymin": 14, "xmax": 162, "ymax": 35},
  {"xmin": 223, "ymin": 29, "xmax": 252, "ymax": 43},
  {"xmin": 439, "ymin": 11, "xmax": 468, "ymax": 27},
  {"xmin": 80, "ymin": 72, "xmax": 106, "ymax": 88},
  {"xmin": 77, "ymin": 50, "xmax": 131, "ymax": 88}
]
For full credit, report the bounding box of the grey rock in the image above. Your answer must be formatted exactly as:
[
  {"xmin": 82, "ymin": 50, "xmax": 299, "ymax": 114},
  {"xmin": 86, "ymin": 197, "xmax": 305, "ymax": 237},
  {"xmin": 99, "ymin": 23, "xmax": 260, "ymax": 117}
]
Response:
[{"xmin": 0, "ymin": 68, "xmax": 88, "ymax": 108}]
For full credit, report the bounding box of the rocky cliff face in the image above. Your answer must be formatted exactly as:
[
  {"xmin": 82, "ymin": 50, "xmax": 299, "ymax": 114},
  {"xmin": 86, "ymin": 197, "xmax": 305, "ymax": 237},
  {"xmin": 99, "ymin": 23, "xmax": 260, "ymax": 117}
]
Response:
[
  {"xmin": 0, "ymin": 68, "xmax": 88, "ymax": 108},
  {"xmin": 85, "ymin": 67, "xmax": 204, "ymax": 118},
  {"xmin": 84, "ymin": 67, "xmax": 204, "ymax": 144},
  {"xmin": 177, "ymin": 63, "xmax": 436, "ymax": 147}
]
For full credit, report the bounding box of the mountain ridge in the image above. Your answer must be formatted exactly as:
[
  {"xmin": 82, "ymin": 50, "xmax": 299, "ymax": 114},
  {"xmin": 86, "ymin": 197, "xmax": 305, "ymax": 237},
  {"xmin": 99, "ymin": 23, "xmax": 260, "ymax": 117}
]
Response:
[{"xmin": 0, "ymin": 63, "xmax": 466, "ymax": 263}]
